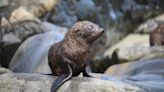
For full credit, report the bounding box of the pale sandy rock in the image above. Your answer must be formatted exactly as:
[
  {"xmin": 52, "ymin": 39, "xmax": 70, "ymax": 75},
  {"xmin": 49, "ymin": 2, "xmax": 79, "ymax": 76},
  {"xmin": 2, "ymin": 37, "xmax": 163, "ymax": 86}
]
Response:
[
  {"xmin": 135, "ymin": 13, "xmax": 164, "ymax": 33},
  {"xmin": 9, "ymin": 7, "xmax": 40, "ymax": 24},
  {"xmin": 113, "ymin": 46, "xmax": 164, "ymax": 62},
  {"xmin": 20, "ymin": 0, "xmax": 59, "ymax": 17},
  {"xmin": 104, "ymin": 34, "xmax": 149, "ymax": 59}
]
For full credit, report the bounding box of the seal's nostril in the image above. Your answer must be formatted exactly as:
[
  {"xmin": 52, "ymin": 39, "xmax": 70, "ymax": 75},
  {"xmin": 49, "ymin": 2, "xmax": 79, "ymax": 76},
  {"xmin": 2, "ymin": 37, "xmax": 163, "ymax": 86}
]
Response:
[{"xmin": 101, "ymin": 29, "xmax": 104, "ymax": 34}]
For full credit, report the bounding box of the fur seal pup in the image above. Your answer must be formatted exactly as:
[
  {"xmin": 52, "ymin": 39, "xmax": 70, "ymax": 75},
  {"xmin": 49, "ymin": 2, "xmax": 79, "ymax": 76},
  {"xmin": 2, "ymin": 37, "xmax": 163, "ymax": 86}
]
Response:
[{"xmin": 48, "ymin": 21, "xmax": 104, "ymax": 92}]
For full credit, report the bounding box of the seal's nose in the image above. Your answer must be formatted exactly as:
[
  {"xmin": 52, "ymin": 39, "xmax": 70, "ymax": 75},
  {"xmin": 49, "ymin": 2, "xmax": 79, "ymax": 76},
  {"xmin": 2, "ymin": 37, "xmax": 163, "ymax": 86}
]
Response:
[{"xmin": 100, "ymin": 28, "xmax": 104, "ymax": 34}]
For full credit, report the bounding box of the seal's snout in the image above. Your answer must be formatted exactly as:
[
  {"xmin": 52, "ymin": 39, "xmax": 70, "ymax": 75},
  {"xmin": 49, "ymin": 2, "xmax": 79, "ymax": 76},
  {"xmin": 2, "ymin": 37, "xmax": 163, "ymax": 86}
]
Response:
[
  {"xmin": 100, "ymin": 28, "xmax": 104, "ymax": 34},
  {"xmin": 98, "ymin": 28, "xmax": 104, "ymax": 35}
]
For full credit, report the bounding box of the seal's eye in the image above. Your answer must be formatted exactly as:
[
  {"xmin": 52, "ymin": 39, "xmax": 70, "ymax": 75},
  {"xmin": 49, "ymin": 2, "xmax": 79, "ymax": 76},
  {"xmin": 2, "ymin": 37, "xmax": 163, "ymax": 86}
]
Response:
[{"xmin": 75, "ymin": 30, "xmax": 80, "ymax": 32}]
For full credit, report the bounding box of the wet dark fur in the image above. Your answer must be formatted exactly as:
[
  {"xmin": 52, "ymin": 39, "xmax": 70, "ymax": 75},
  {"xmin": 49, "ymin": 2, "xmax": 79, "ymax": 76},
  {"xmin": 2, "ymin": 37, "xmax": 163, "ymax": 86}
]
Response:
[
  {"xmin": 48, "ymin": 21, "xmax": 104, "ymax": 92},
  {"xmin": 150, "ymin": 24, "xmax": 164, "ymax": 46}
]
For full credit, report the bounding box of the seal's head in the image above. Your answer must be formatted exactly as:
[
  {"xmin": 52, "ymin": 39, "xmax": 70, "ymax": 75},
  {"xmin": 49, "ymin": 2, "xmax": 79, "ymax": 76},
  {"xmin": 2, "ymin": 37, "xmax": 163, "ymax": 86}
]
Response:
[{"xmin": 67, "ymin": 21, "xmax": 104, "ymax": 44}]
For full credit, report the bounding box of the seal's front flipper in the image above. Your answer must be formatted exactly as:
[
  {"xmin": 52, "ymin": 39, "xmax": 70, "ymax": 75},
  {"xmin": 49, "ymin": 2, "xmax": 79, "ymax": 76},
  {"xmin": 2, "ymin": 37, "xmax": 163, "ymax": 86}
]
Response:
[
  {"xmin": 51, "ymin": 74, "xmax": 70, "ymax": 92},
  {"xmin": 83, "ymin": 65, "xmax": 92, "ymax": 77},
  {"xmin": 51, "ymin": 64, "xmax": 72, "ymax": 92}
]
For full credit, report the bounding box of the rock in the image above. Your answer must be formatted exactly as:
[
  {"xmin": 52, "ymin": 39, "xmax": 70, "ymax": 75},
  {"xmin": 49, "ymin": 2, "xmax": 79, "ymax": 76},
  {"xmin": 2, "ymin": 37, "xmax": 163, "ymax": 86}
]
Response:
[
  {"xmin": 19, "ymin": 0, "xmax": 58, "ymax": 17},
  {"xmin": 75, "ymin": 0, "xmax": 99, "ymax": 23},
  {"xmin": 57, "ymin": 77, "xmax": 141, "ymax": 92},
  {"xmin": 42, "ymin": 22, "xmax": 68, "ymax": 35},
  {"xmin": 0, "ymin": 67, "xmax": 12, "ymax": 74},
  {"xmin": 47, "ymin": 0, "xmax": 78, "ymax": 27},
  {"xmin": 135, "ymin": 20, "xmax": 160, "ymax": 34},
  {"xmin": 9, "ymin": 31, "xmax": 65, "ymax": 74},
  {"xmin": 1, "ymin": 17, "xmax": 10, "ymax": 27},
  {"xmin": 0, "ymin": 65, "xmax": 164, "ymax": 92},
  {"xmin": 0, "ymin": 0, "xmax": 17, "ymax": 20},
  {"xmin": 105, "ymin": 33, "xmax": 164, "ymax": 63},
  {"xmin": 0, "ymin": 0, "xmax": 8, "ymax": 7},
  {"xmin": 105, "ymin": 58, "xmax": 164, "ymax": 77},
  {"xmin": 0, "ymin": 19, "xmax": 45, "ymax": 67},
  {"xmin": 95, "ymin": 34, "xmax": 150, "ymax": 72},
  {"xmin": 0, "ymin": 8, "xmax": 46, "ymax": 67},
  {"xmin": 113, "ymin": 46, "xmax": 164, "ymax": 62},
  {"xmin": 155, "ymin": 13, "xmax": 164, "ymax": 21},
  {"xmin": 47, "ymin": 0, "xmax": 97, "ymax": 26},
  {"xmin": 1, "ymin": 7, "xmax": 40, "ymax": 27},
  {"xmin": 135, "ymin": 13, "xmax": 164, "ymax": 34},
  {"xmin": 9, "ymin": 7, "xmax": 40, "ymax": 24},
  {"xmin": 94, "ymin": 0, "xmax": 163, "ymax": 47},
  {"xmin": 1, "ymin": 8, "xmax": 44, "ymax": 43},
  {"xmin": 104, "ymin": 34, "xmax": 149, "ymax": 59},
  {"xmin": 0, "ymin": 0, "xmax": 58, "ymax": 18},
  {"xmin": 0, "ymin": 71, "xmax": 53, "ymax": 92},
  {"xmin": 105, "ymin": 59, "xmax": 164, "ymax": 92},
  {"xmin": 0, "ymin": 67, "xmax": 143, "ymax": 92}
]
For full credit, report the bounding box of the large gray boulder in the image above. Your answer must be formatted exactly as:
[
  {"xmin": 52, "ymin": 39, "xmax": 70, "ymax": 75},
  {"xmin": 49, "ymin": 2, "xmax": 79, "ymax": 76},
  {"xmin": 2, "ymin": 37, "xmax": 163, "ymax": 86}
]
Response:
[
  {"xmin": 9, "ymin": 30, "xmax": 65, "ymax": 74},
  {"xmin": 0, "ymin": 67, "xmax": 143, "ymax": 92},
  {"xmin": 105, "ymin": 59, "xmax": 164, "ymax": 92}
]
